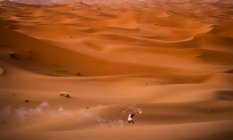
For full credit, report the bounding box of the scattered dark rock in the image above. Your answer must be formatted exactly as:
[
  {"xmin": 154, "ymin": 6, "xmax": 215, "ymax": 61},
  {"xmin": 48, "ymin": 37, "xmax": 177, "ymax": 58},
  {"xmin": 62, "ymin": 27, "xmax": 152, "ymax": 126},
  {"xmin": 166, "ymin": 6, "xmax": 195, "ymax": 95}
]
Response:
[
  {"xmin": 9, "ymin": 52, "xmax": 16, "ymax": 58},
  {"xmin": 1, "ymin": 44, "xmax": 6, "ymax": 47},
  {"xmin": 59, "ymin": 92, "xmax": 71, "ymax": 98},
  {"xmin": 24, "ymin": 98, "xmax": 30, "ymax": 102},
  {"xmin": 65, "ymin": 94, "xmax": 70, "ymax": 98},
  {"xmin": 226, "ymin": 69, "xmax": 233, "ymax": 74},
  {"xmin": 75, "ymin": 72, "xmax": 81, "ymax": 76}
]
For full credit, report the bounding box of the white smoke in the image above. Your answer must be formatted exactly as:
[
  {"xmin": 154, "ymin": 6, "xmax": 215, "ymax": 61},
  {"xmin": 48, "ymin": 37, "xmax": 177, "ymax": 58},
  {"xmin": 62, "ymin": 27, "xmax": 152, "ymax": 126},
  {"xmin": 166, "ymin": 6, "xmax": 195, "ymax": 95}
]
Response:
[
  {"xmin": 96, "ymin": 117, "xmax": 123, "ymax": 127},
  {"xmin": 0, "ymin": 101, "xmax": 133, "ymax": 127},
  {"xmin": 0, "ymin": 101, "xmax": 74, "ymax": 122},
  {"xmin": 1, "ymin": 104, "xmax": 49, "ymax": 122},
  {"xmin": 0, "ymin": 105, "xmax": 12, "ymax": 119},
  {"xmin": 79, "ymin": 108, "xmax": 124, "ymax": 127},
  {"xmin": 79, "ymin": 109, "xmax": 92, "ymax": 118},
  {"xmin": 55, "ymin": 107, "xmax": 72, "ymax": 116},
  {"xmin": 15, "ymin": 101, "xmax": 49, "ymax": 121}
]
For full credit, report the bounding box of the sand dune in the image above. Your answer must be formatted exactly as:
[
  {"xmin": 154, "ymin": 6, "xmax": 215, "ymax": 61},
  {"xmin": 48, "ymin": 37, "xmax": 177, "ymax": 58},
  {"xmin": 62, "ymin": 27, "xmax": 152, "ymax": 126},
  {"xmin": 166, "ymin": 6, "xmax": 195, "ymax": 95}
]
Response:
[
  {"xmin": 0, "ymin": 0, "xmax": 233, "ymax": 140},
  {"xmin": 108, "ymin": 12, "xmax": 139, "ymax": 30}
]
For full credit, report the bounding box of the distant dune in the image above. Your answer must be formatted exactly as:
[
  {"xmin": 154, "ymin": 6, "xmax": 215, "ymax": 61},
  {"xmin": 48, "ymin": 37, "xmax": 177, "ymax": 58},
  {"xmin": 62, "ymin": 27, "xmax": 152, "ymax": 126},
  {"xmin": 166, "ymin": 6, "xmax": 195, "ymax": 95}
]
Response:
[{"xmin": 0, "ymin": 1, "xmax": 233, "ymax": 140}]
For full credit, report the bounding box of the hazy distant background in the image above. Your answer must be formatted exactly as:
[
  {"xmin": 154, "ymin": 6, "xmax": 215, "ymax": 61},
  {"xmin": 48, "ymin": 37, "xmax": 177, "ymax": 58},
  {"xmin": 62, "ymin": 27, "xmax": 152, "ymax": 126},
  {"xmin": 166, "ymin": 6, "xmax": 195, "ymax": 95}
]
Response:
[{"xmin": 1, "ymin": 0, "xmax": 232, "ymax": 5}]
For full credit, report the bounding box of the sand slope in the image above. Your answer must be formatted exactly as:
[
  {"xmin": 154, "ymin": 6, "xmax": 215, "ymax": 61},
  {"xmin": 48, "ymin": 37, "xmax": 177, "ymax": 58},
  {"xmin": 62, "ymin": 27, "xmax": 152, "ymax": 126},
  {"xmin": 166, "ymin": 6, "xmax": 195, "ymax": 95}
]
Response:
[{"xmin": 0, "ymin": 1, "xmax": 233, "ymax": 140}]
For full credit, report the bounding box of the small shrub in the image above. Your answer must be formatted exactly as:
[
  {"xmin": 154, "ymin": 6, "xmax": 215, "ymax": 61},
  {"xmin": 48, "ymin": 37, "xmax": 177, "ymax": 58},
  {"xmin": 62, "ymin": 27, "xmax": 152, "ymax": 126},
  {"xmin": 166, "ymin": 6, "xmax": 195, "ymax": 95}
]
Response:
[
  {"xmin": 9, "ymin": 52, "xmax": 16, "ymax": 58},
  {"xmin": 59, "ymin": 91, "xmax": 71, "ymax": 98}
]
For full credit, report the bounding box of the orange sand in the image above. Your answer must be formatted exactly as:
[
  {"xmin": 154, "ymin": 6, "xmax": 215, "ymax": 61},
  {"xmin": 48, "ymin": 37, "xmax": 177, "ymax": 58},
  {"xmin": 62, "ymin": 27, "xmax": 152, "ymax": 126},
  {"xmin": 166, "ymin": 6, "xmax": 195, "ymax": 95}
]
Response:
[{"xmin": 0, "ymin": 0, "xmax": 233, "ymax": 140}]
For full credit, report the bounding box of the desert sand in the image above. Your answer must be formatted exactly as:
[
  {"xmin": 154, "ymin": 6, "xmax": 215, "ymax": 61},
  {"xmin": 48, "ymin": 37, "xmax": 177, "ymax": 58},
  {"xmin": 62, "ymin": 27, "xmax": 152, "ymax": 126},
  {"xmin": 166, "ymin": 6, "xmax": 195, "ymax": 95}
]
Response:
[{"xmin": 0, "ymin": 0, "xmax": 233, "ymax": 140}]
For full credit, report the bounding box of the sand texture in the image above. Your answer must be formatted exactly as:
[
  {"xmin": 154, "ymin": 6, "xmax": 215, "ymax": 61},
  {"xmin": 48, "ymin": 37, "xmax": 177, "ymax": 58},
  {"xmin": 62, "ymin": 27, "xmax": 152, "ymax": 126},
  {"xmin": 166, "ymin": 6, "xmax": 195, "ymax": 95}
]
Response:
[{"xmin": 0, "ymin": 0, "xmax": 233, "ymax": 140}]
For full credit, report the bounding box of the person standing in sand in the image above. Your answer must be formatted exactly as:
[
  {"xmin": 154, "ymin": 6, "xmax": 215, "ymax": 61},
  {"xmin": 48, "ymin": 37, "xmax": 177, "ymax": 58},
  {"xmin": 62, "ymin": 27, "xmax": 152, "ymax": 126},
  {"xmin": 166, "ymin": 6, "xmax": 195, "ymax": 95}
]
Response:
[{"xmin": 128, "ymin": 113, "xmax": 135, "ymax": 123}]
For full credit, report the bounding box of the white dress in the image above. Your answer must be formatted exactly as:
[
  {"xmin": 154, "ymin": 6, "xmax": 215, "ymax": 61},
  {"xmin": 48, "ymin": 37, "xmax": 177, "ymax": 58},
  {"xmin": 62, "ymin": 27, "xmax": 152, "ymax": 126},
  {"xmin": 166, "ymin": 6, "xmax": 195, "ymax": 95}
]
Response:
[{"xmin": 128, "ymin": 114, "xmax": 133, "ymax": 121}]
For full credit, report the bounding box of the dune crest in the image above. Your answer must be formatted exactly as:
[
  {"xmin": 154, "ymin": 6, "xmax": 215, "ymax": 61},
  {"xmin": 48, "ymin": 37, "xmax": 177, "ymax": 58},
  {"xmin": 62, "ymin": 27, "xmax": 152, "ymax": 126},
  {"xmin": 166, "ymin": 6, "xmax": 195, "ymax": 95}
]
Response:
[{"xmin": 108, "ymin": 12, "xmax": 139, "ymax": 30}]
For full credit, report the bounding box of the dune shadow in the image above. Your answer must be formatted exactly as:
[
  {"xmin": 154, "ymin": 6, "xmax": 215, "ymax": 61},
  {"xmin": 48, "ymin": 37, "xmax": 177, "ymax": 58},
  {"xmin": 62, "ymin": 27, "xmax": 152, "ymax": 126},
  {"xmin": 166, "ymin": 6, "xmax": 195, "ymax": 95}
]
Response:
[
  {"xmin": 225, "ymin": 69, "xmax": 233, "ymax": 74},
  {"xmin": 0, "ymin": 19, "xmax": 18, "ymax": 29},
  {"xmin": 215, "ymin": 90, "xmax": 233, "ymax": 100},
  {"xmin": 193, "ymin": 130, "xmax": 233, "ymax": 140}
]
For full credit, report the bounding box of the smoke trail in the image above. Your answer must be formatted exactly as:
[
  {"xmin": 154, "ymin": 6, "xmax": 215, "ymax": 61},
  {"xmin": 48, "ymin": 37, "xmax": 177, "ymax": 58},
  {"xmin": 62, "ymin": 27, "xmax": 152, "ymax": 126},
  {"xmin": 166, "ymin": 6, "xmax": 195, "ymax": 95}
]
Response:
[
  {"xmin": 79, "ymin": 107, "xmax": 124, "ymax": 127},
  {"xmin": 0, "ymin": 105, "xmax": 12, "ymax": 119},
  {"xmin": 56, "ymin": 107, "xmax": 72, "ymax": 116},
  {"xmin": 15, "ymin": 101, "xmax": 49, "ymax": 121}
]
